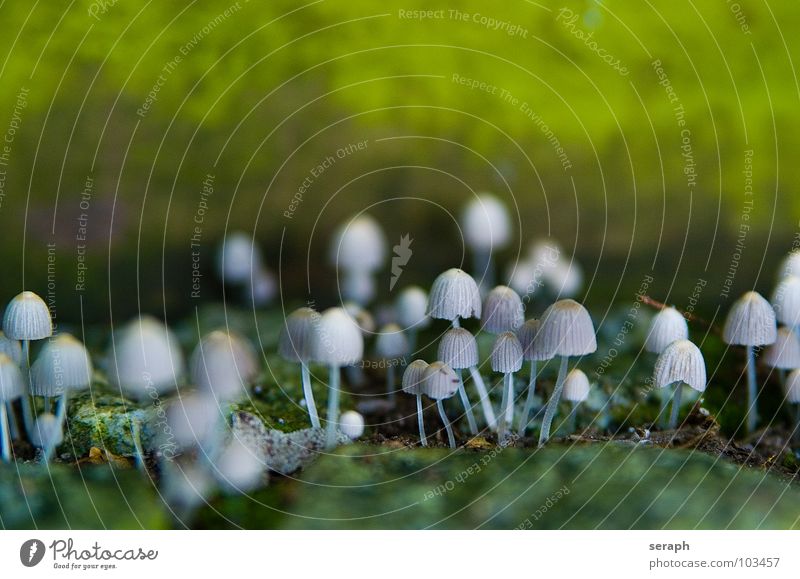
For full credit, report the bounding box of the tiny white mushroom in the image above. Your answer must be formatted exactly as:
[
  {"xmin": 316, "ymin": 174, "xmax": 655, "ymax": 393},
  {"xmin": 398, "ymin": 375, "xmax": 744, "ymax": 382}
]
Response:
[
  {"xmin": 402, "ymin": 359, "xmax": 429, "ymax": 446},
  {"xmin": 763, "ymin": 327, "xmax": 800, "ymax": 372},
  {"xmin": 491, "ymin": 332, "xmax": 523, "ymax": 442},
  {"xmin": 461, "ymin": 193, "xmax": 511, "ymax": 289},
  {"xmin": 653, "ymin": 339, "xmax": 707, "ymax": 429},
  {"xmin": 517, "ymin": 319, "xmax": 547, "ymax": 437},
  {"xmin": 217, "ymin": 231, "xmax": 263, "ymax": 286},
  {"xmin": 395, "ymin": 286, "xmax": 430, "ymax": 350},
  {"xmin": 482, "ymin": 285, "xmax": 524, "ymax": 334},
  {"xmin": 771, "ymin": 275, "xmax": 800, "ymax": 329},
  {"xmin": 428, "ymin": 268, "xmax": 482, "ymax": 326},
  {"xmin": 278, "ymin": 307, "xmax": 321, "ymax": 428},
  {"xmin": 562, "ymin": 369, "xmax": 591, "ymax": 434},
  {"xmin": 422, "ymin": 361, "xmax": 460, "ymax": 448},
  {"xmin": 339, "ymin": 410, "xmax": 365, "ymax": 440},
  {"xmin": 645, "ymin": 307, "xmax": 689, "ymax": 354},
  {"xmin": 330, "ymin": 214, "xmax": 387, "ymax": 305},
  {"xmin": 166, "ymin": 393, "xmax": 221, "ymax": 452},
  {"xmin": 31, "ymin": 412, "xmax": 64, "ymax": 462},
  {"xmin": 190, "ymin": 330, "xmax": 258, "ymax": 403}
]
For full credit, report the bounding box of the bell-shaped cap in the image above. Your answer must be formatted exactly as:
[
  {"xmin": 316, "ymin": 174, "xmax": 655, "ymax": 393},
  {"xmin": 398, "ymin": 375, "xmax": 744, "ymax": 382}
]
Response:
[
  {"xmin": 167, "ymin": 393, "xmax": 220, "ymax": 450},
  {"xmin": 763, "ymin": 327, "xmax": 800, "ymax": 370},
  {"xmin": 460, "ymin": 193, "xmax": 511, "ymax": 251},
  {"xmin": 110, "ymin": 315, "xmax": 185, "ymax": 398},
  {"xmin": 653, "ymin": 339, "xmax": 707, "ymax": 392},
  {"xmin": 534, "ymin": 299, "xmax": 597, "ymax": 359},
  {"xmin": 339, "ymin": 410, "xmax": 365, "ymax": 440},
  {"xmin": 190, "ymin": 330, "xmax": 258, "ymax": 402},
  {"xmin": 395, "ymin": 286, "xmax": 430, "ymax": 331},
  {"xmin": 491, "ymin": 332, "xmax": 523, "ymax": 374},
  {"xmin": 645, "ymin": 307, "xmax": 689, "ymax": 354},
  {"xmin": 422, "ymin": 361, "xmax": 459, "ymax": 400},
  {"xmin": 517, "ymin": 319, "xmax": 548, "ymax": 362},
  {"xmin": 438, "ymin": 328, "xmax": 478, "ymax": 370},
  {"xmin": 562, "ymin": 369, "xmax": 591, "ymax": 402},
  {"xmin": 771, "ymin": 276, "xmax": 800, "ymax": 328},
  {"xmin": 544, "ymin": 259, "xmax": 584, "ymax": 298},
  {"xmin": 31, "ymin": 334, "xmax": 93, "ymax": 397},
  {"xmin": 785, "ymin": 369, "xmax": 800, "ymax": 404},
  {"xmin": 779, "ymin": 250, "xmax": 800, "ymax": 280},
  {"xmin": 30, "ymin": 412, "xmax": 64, "ymax": 449},
  {"xmin": 330, "ymin": 214, "xmax": 387, "ymax": 273},
  {"xmin": 0, "ymin": 331, "xmax": 22, "ymax": 366},
  {"xmin": 723, "ymin": 291, "xmax": 777, "ymax": 347},
  {"xmin": 278, "ymin": 307, "xmax": 318, "ymax": 363},
  {"xmin": 402, "ymin": 359, "xmax": 429, "ymax": 395},
  {"xmin": 2, "ymin": 291, "xmax": 52, "ymax": 341},
  {"xmin": 309, "ymin": 307, "xmax": 364, "ymax": 366},
  {"xmin": 428, "ymin": 268, "xmax": 482, "ymax": 321},
  {"xmin": 482, "ymin": 285, "xmax": 524, "ymax": 334},
  {"xmin": 0, "ymin": 353, "xmax": 25, "ymax": 402},
  {"xmin": 217, "ymin": 231, "xmax": 262, "ymax": 285},
  {"xmin": 375, "ymin": 324, "xmax": 410, "ymax": 359}
]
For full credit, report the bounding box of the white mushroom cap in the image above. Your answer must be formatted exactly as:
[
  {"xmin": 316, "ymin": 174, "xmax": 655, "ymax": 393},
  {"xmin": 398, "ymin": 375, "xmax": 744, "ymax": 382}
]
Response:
[
  {"xmin": 534, "ymin": 299, "xmax": 597, "ymax": 359},
  {"xmin": 247, "ymin": 264, "xmax": 277, "ymax": 307},
  {"xmin": 0, "ymin": 353, "xmax": 25, "ymax": 402},
  {"xmin": 395, "ymin": 286, "xmax": 430, "ymax": 331},
  {"xmin": 723, "ymin": 291, "xmax": 777, "ymax": 347},
  {"xmin": 517, "ymin": 319, "xmax": 548, "ymax": 362},
  {"xmin": 786, "ymin": 369, "xmax": 800, "ymax": 404},
  {"xmin": 217, "ymin": 231, "xmax": 263, "ymax": 285},
  {"xmin": 771, "ymin": 276, "xmax": 800, "ymax": 328},
  {"xmin": 461, "ymin": 193, "xmax": 511, "ymax": 251},
  {"xmin": 402, "ymin": 359, "xmax": 429, "ymax": 395},
  {"xmin": 278, "ymin": 307, "xmax": 318, "ymax": 363},
  {"xmin": 213, "ymin": 437, "xmax": 264, "ymax": 492},
  {"xmin": 31, "ymin": 334, "xmax": 93, "ymax": 397},
  {"xmin": 2, "ymin": 291, "xmax": 52, "ymax": 341},
  {"xmin": 0, "ymin": 331, "xmax": 22, "ymax": 366},
  {"xmin": 375, "ymin": 324, "xmax": 410, "ymax": 359},
  {"xmin": 110, "ymin": 315, "xmax": 185, "ymax": 398},
  {"xmin": 482, "ymin": 285, "xmax": 524, "ymax": 334},
  {"xmin": 330, "ymin": 214, "xmax": 387, "ymax": 273},
  {"xmin": 653, "ymin": 339, "xmax": 707, "ymax": 392},
  {"xmin": 30, "ymin": 412, "xmax": 63, "ymax": 449},
  {"xmin": 309, "ymin": 307, "xmax": 364, "ymax": 366},
  {"xmin": 779, "ymin": 250, "xmax": 800, "ymax": 280},
  {"xmin": 167, "ymin": 393, "xmax": 220, "ymax": 450},
  {"xmin": 562, "ymin": 369, "xmax": 591, "ymax": 402},
  {"xmin": 190, "ymin": 330, "xmax": 259, "ymax": 402},
  {"xmin": 763, "ymin": 327, "xmax": 800, "ymax": 370},
  {"xmin": 645, "ymin": 307, "xmax": 689, "ymax": 354},
  {"xmin": 437, "ymin": 328, "xmax": 478, "ymax": 370},
  {"xmin": 339, "ymin": 410, "xmax": 365, "ymax": 440},
  {"xmin": 543, "ymin": 259, "xmax": 584, "ymax": 298},
  {"xmin": 421, "ymin": 361, "xmax": 459, "ymax": 400},
  {"xmin": 428, "ymin": 268, "xmax": 482, "ymax": 321},
  {"xmin": 491, "ymin": 331, "xmax": 523, "ymax": 374}
]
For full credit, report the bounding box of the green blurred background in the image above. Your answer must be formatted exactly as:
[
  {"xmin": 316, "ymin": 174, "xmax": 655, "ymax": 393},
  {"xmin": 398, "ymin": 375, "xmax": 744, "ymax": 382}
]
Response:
[{"xmin": 0, "ymin": 0, "xmax": 798, "ymax": 322}]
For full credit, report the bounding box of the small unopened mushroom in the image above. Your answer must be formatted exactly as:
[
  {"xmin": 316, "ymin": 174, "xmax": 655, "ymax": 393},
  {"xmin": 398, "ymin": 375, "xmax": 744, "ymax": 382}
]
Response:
[
  {"xmin": 785, "ymin": 369, "xmax": 800, "ymax": 442},
  {"xmin": 645, "ymin": 307, "xmax": 689, "ymax": 354},
  {"xmin": 339, "ymin": 410, "xmax": 365, "ymax": 440},
  {"xmin": 0, "ymin": 354, "xmax": 25, "ymax": 462},
  {"xmin": 395, "ymin": 286, "xmax": 430, "ymax": 350},
  {"xmin": 191, "ymin": 331, "xmax": 258, "ymax": 403},
  {"xmin": 437, "ymin": 327, "xmax": 496, "ymax": 430},
  {"xmin": 110, "ymin": 315, "xmax": 185, "ymax": 399},
  {"xmin": 491, "ymin": 332, "xmax": 523, "ymax": 442},
  {"xmin": 375, "ymin": 323, "xmax": 409, "ymax": 402},
  {"xmin": 310, "ymin": 307, "xmax": 364, "ymax": 448},
  {"xmin": 723, "ymin": 291, "xmax": 777, "ymax": 433},
  {"xmin": 763, "ymin": 327, "xmax": 800, "ymax": 388},
  {"xmin": 2, "ymin": 291, "xmax": 53, "ymax": 439},
  {"xmin": 536, "ymin": 299, "xmax": 597, "ymax": 446},
  {"xmin": 217, "ymin": 231, "xmax": 262, "ymax": 286},
  {"xmin": 653, "ymin": 339, "xmax": 706, "ymax": 429},
  {"xmin": 428, "ymin": 268, "xmax": 482, "ymax": 327},
  {"xmin": 330, "ymin": 214, "xmax": 387, "ymax": 305},
  {"xmin": 278, "ymin": 307, "xmax": 321, "ymax": 428},
  {"xmin": 517, "ymin": 319, "xmax": 549, "ymax": 437},
  {"xmin": 562, "ymin": 369, "xmax": 591, "ymax": 434},
  {"xmin": 461, "ymin": 193, "xmax": 511, "ymax": 289},
  {"xmin": 422, "ymin": 361, "xmax": 460, "ymax": 448},
  {"xmin": 482, "ymin": 285, "xmax": 524, "ymax": 334},
  {"xmin": 402, "ymin": 359, "xmax": 430, "ymax": 446},
  {"xmin": 31, "ymin": 412, "xmax": 63, "ymax": 463}
]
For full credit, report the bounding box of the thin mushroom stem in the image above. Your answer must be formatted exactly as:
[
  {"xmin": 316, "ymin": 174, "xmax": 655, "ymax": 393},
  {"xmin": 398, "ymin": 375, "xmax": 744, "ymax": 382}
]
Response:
[
  {"xmin": 43, "ymin": 397, "xmax": 51, "ymax": 414},
  {"xmin": 746, "ymin": 345, "xmax": 758, "ymax": 434},
  {"xmin": 387, "ymin": 364, "xmax": 396, "ymax": 404},
  {"xmin": 659, "ymin": 389, "xmax": 670, "ymax": 429},
  {"xmin": 131, "ymin": 419, "xmax": 147, "ymax": 473},
  {"xmin": 20, "ymin": 340, "xmax": 35, "ymax": 440},
  {"xmin": 325, "ymin": 365, "xmax": 341, "ymax": 449},
  {"xmin": 456, "ymin": 369, "xmax": 478, "ymax": 435},
  {"xmin": 468, "ymin": 365, "xmax": 497, "ymax": 429},
  {"xmin": 538, "ymin": 356, "xmax": 569, "ymax": 447},
  {"xmin": 416, "ymin": 394, "xmax": 428, "ymax": 446},
  {"xmin": 437, "ymin": 399, "xmax": 455, "ymax": 448},
  {"xmin": 518, "ymin": 361, "xmax": 538, "ymax": 437},
  {"xmin": 668, "ymin": 383, "xmax": 683, "ymax": 430},
  {"xmin": 1, "ymin": 403, "xmax": 10, "ymax": 462},
  {"xmin": 498, "ymin": 373, "xmax": 514, "ymax": 442},
  {"xmin": 566, "ymin": 401, "xmax": 578, "ymax": 435},
  {"xmin": 451, "ymin": 317, "xmax": 461, "ymax": 329},
  {"xmin": 301, "ymin": 363, "xmax": 320, "ymax": 429}
]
